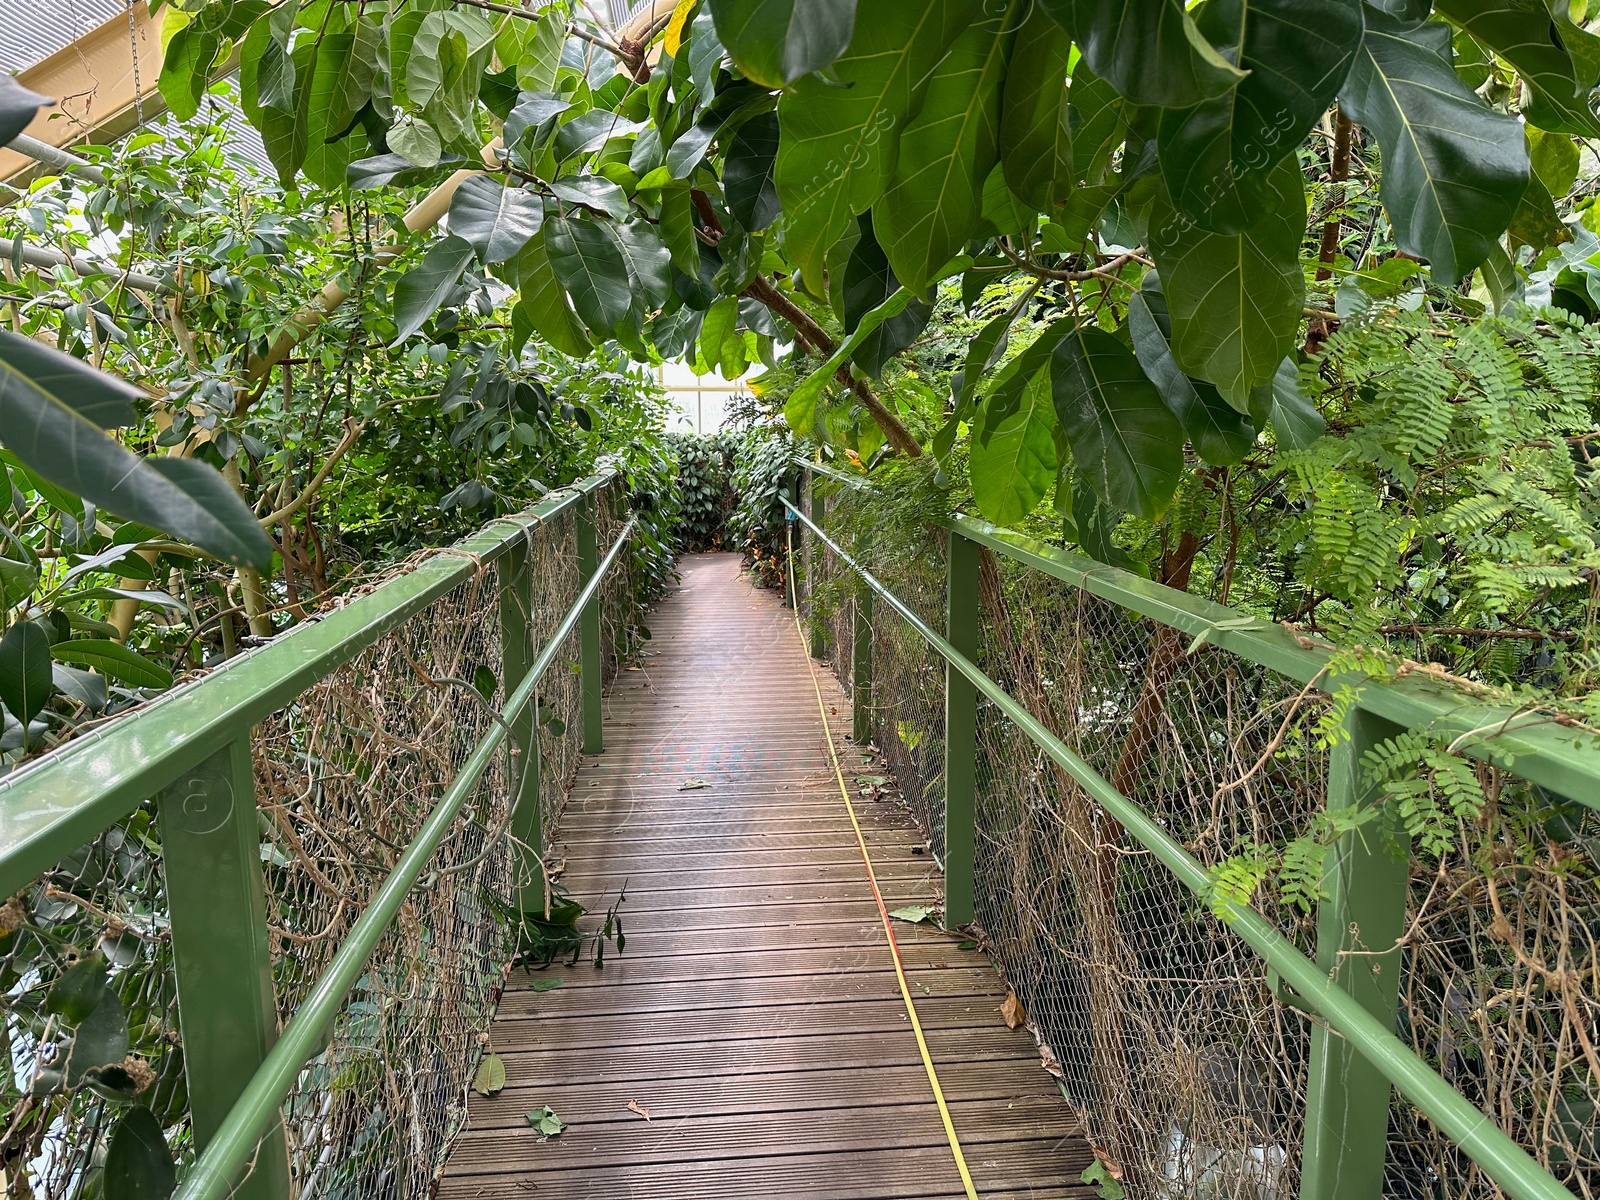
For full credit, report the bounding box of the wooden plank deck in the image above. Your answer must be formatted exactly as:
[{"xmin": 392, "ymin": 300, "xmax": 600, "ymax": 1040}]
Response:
[{"xmin": 438, "ymin": 552, "xmax": 1095, "ymax": 1199}]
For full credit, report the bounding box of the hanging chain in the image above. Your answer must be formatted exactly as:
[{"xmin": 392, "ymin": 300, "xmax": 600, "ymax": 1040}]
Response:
[{"xmin": 127, "ymin": 0, "xmax": 145, "ymax": 127}]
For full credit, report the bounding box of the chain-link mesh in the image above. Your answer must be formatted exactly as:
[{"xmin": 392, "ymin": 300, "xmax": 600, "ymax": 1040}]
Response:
[
  {"xmin": 800, "ymin": 472, "xmax": 1600, "ymax": 1200},
  {"xmin": 803, "ymin": 471, "xmax": 948, "ymax": 861},
  {"xmin": 976, "ymin": 558, "xmax": 1320, "ymax": 1200},
  {"xmin": 2, "ymin": 494, "xmax": 611, "ymax": 1199}
]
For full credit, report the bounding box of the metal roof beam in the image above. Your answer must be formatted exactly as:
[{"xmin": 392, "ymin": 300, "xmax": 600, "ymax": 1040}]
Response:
[{"xmin": 0, "ymin": 1, "xmax": 162, "ymax": 183}]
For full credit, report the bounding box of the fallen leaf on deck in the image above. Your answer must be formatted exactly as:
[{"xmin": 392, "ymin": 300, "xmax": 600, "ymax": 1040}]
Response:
[
  {"xmin": 526, "ymin": 1106, "xmax": 566, "ymax": 1137},
  {"xmin": 679, "ymin": 777, "xmax": 709, "ymax": 790},
  {"xmin": 472, "ymin": 1053, "xmax": 505, "ymax": 1096},
  {"xmin": 888, "ymin": 905, "xmax": 934, "ymax": 924},
  {"xmin": 627, "ymin": 1098, "xmax": 652, "ymax": 1121},
  {"xmin": 1092, "ymin": 1146, "xmax": 1124, "ymax": 1181},
  {"xmin": 529, "ymin": 977, "xmax": 565, "ymax": 993},
  {"xmin": 1038, "ymin": 1040, "xmax": 1064, "ymax": 1079},
  {"xmin": 1001, "ymin": 992, "xmax": 1026, "ymax": 1030}
]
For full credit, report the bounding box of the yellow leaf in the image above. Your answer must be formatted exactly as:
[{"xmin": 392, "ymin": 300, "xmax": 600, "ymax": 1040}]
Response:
[{"xmin": 663, "ymin": 0, "xmax": 696, "ymax": 56}]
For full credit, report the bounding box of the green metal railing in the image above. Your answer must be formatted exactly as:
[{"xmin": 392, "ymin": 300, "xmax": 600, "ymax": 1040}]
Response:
[
  {"xmin": 785, "ymin": 457, "xmax": 1600, "ymax": 1200},
  {"xmin": 0, "ymin": 470, "xmax": 631, "ymax": 1200}
]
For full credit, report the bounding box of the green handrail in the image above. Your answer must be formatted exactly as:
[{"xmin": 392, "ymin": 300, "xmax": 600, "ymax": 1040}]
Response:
[
  {"xmin": 170, "ymin": 512, "xmax": 638, "ymax": 1200},
  {"xmin": 784, "ymin": 495, "xmax": 1578, "ymax": 1200},
  {"xmin": 0, "ymin": 470, "xmax": 616, "ymax": 898},
  {"xmin": 800, "ymin": 456, "xmax": 1600, "ymax": 804}
]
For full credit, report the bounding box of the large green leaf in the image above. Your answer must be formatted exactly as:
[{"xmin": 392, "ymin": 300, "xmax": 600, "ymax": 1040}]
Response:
[
  {"xmin": 615, "ymin": 220, "xmax": 675, "ymax": 315},
  {"xmin": 970, "ymin": 370, "xmax": 1059, "ymax": 524},
  {"xmin": 516, "ymin": 9, "xmax": 566, "ymax": 94},
  {"xmin": 255, "ymin": 39, "xmax": 316, "ymax": 186},
  {"xmin": 1248, "ymin": 356, "xmax": 1325, "ymax": 449},
  {"xmin": 697, "ymin": 296, "xmax": 742, "ymax": 377},
  {"xmin": 978, "ymin": 322, "xmax": 1073, "ymax": 435},
  {"xmin": 1067, "ymin": 63, "xmax": 1127, "ymax": 183},
  {"xmin": 724, "ymin": 109, "xmax": 782, "ymax": 231},
  {"xmin": 999, "ymin": 6, "xmax": 1074, "ymax": 212},
  {"xmin": 157, "ymin": 26, "xmax": 220, "ymax": 124},
  {"xmin": 448, "ymin": 177, "xmax": 545, "ymax": 263},
  {"xmin": 0, "ymin": 620, "xmax": 52, "ymax": 723},
  {"xmin": 774, "ymin": 0, "xmax": 977, "ymax": 287},
  {"xmin": 1039, "ymin": 0, "xmax": 1247, "ymax": 108},
  {"xmin": 390, "ymin": 235, "xmax": 476, "ymax": 344},
  {"xmin": 310, "ymin": 22, "xmax": 379, "ymax": 140},
  {"xmin": 840, "ymin": 216, "xmax": 931, "ymax": 378},
  {"xmin": 1127, "ymin": 278, "xmax": 1256, "ymax": 466},
  {"xmin": 545, "ymin": 215, "xmax": 633, "ymax": 335},
  {"xmin": 50, "ymin": 639, "xmax": 174, "ymax": 689},
  {"xmin": 1338, "ymin": 13, "xmax": 1529, "ymax": 281},
  {"xmin": 710, "ymin": 0, "xmax": 859, "ymax": 88},
  {"xmin": 0, "ymin": 74, "xmax": 48, "ymax": 146},
  {"xmin": 103, "ymin": 1107, "xmax": 176, "ymax": 1200},
  {"xmin": 0, "ymin": 335, "xmax": 273, "ymax": 569},
  {"xmin": 301, "ymin": 28, "xmax": 373, "ymax": 191},
  {"xmin": 1158, "ymin": 0, "xmax": 1363, "ymax": 232},
  {"xmin": 1151, "ymin": 155, "xmax": 1305, "ymax": 410},
  {"xmin": 1433, "ymin": 0, "xmax": 1600, "ymax": 136},
  {"xmin": 876, "ymin": 0, "xmax": 1018, "ymax": 290},
  {"xmin": 510, "ymin": 232, "xmax": 592, "ymax": 359},
  {"xmin": 1050, "ymin": 326, "xmax": 1186, "ymax": 519},
  {"xmin": 784, "ymin": 288, "xmax": 916, "ymax": 435}
]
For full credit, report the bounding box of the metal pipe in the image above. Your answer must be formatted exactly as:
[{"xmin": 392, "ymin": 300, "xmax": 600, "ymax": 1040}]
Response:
[
  {"xmin": 171, "ymin": 513, "xmax": 639, "ymax": 1200},
  {"xmin": 784, "ymin": 498, "xmax": 1578, "ymax": 1200},
  {"xmin": 6, "ymin": 134, "xmax": 109, "ymax": 185},
  {"xmin": 0, "ymin": 235, "xmax": 167, "ymax": 293}
]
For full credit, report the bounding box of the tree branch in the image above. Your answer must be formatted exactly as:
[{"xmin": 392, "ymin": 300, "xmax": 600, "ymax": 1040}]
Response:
[
  {"xmin": 688, "ymin": 191, "xmax": 923, "ymax": 456},
  {"xmin": 739, "ymin": 274, "xmax": 923, "ymax": 458}
]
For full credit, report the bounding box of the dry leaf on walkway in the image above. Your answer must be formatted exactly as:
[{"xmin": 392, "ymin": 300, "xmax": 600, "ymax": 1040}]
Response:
[
  {"xmin": 679, "ymin": 777, "xmax": 709, "ymax": 790},
  {"xmin": 627, "ymin": 1098, "xmax": 652, "ymax": 1121},
  {"xmin": 472, "ymin": 1053, "xmax": 506, "ymax": 1096},
  {"xmin": 1001, "ymin": 992, "xmax": 1026, "ymax": 1029}
]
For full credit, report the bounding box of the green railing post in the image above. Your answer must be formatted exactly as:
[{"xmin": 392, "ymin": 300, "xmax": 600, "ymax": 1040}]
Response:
[
  {"xmin": 808, "ymin": 475, "xmax": 827, "ymax": 659},
  {"xmin": 499, "ymin": 534, "xmax": 545, "ymax": 915},
  {"xmin": 159, "ymin": 737, "xmax": 290, "ymax": 1200},
  {"xmin": 577, "ymin": 490, "xmax": 604, "ymax": 755},
  {"xmin": 853, "ymin": 584, "xmax": 874, "ymax": 745},
  {"xmin": 784, "ymin": 472, "xmax": 800, "ymax": 609},
  {"xmin": 943, "ymin": 528, "xmax": 980, "ymax": 928},
  {"xmin": 1300, "ymin": 704, "xmax": 1410, "ymax": 1200}
]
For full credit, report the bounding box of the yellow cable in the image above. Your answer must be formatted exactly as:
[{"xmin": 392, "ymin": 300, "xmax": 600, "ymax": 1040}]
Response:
[{"xmin": 785, "ymin": 562, "xmax": 980, "ymax": 1200}]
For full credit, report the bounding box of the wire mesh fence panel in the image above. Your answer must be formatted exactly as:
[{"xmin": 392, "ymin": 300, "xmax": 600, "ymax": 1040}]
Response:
[
  {"xmin": 1, "ymin": 804, "xmax": 185, "ymax": 1199},
  {"xmin": 252, "ymin": 564, "xmax": 514, "ymax": 1198},
  {"xmin": 1386, "ymin": 773, "xmax": 1599, "ymax": 1199},
  {"xmin": 802, "ymin": 472, "xmax": 855, "ymax": 706},
  {"xmin": 1, "ymin": 497, "xmax": 605, "ymax": 1200},
  {"xmin": 796, "ymin": 471, "xmax": 1599, "ymax": 1199},
  {"xmin": 596, "ymin": 486, "xmax": 641, "ymax": 684},
  {"xmin": 974, "ymin": 559, "xmax": 1323, "ymax": 1200},
  {"xmin": 530, "ymin": 511, "xmax": 584, "ymax": 835},
  {"xmin": 805, "ymin": 477, "xmax": 949, "ymax": 861}
]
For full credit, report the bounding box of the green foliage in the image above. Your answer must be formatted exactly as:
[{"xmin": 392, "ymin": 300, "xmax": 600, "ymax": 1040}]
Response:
[
  {"xmin": 668, "ymin": 432, "xmax": 739, "ymax": 550},
  {"xmin": 728, "ymin": 427, "xmax": 796, "ymax": 585}
]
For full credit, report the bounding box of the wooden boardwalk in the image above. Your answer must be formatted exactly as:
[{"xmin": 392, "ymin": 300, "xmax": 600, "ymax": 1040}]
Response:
[{"xmin": 439, "ymin": 552, "xmax": 1095, "ymax": 1199}]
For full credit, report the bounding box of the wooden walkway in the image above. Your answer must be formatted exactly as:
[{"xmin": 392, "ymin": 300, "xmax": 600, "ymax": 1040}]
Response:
[{"xmin": 439, "ymin": 552, "xmax": 1095, "ymax": 1199}]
